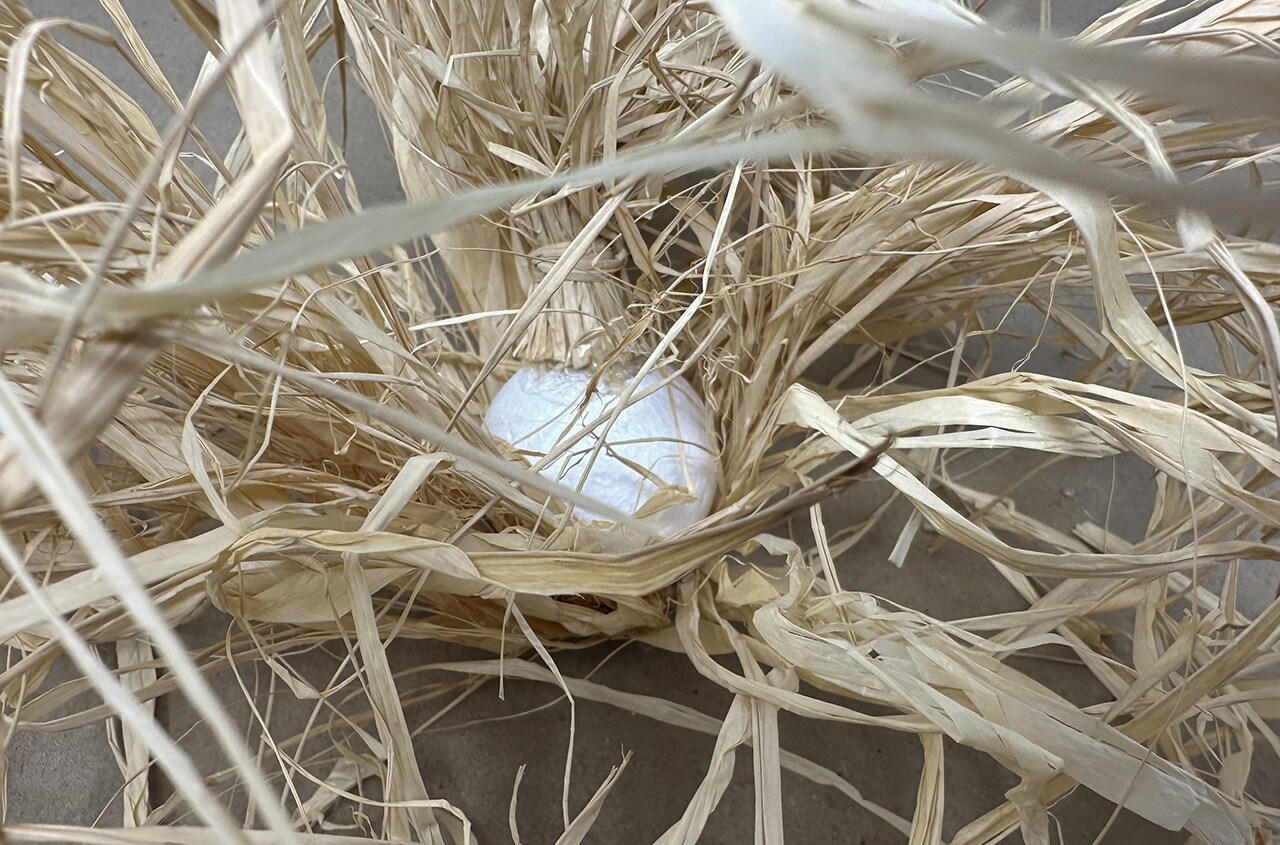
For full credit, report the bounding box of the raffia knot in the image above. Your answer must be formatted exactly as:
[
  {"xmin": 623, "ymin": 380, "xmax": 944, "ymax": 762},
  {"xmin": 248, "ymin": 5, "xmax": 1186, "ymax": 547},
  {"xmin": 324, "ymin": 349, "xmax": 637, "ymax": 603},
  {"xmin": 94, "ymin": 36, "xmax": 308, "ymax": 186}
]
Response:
[
  {"xmin": 516, "ymin": 240, "xmax": 635, "ymax": 367},
  {"xmin": 527, "ymin": 241, "xmax": 626, "ymax": 283}
]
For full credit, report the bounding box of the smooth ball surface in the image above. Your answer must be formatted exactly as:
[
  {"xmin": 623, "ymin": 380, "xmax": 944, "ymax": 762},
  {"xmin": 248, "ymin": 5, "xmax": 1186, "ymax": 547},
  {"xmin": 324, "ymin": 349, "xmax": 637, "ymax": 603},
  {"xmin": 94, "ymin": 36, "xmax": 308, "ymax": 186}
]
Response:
[{"xmin": 484, "ymin": 366, "xmax": 717, "ymax": 536}]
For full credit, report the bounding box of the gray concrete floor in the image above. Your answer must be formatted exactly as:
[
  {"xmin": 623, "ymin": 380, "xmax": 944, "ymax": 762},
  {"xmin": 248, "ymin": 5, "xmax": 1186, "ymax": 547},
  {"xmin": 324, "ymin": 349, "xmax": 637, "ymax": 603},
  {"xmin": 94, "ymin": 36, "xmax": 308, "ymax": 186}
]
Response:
[{"xmin": 8, "ymin": 2, "xmax": 1278, "ymax": 843}]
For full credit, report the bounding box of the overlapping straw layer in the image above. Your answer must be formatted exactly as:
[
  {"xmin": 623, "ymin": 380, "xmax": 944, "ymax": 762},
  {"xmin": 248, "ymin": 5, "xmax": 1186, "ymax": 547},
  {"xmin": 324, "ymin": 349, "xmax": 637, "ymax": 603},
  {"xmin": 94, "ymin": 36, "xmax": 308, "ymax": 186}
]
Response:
[{"xmin": 2, "ymin": 0, "xmax": 1280, "ymax": 842}]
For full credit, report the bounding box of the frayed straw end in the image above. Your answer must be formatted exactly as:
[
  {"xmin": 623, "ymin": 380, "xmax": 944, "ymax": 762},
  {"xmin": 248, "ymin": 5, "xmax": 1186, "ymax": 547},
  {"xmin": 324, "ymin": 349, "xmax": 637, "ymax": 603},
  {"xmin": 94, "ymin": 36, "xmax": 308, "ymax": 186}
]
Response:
[{"xmin": 514, "ymin": 242, "xmax": 637, "ymax": 367}]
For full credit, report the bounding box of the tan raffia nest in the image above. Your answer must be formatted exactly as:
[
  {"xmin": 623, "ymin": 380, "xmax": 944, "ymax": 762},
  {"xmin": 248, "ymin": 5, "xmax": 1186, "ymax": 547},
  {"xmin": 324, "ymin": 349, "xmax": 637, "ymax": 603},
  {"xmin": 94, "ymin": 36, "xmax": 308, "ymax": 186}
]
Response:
[{"xmin": 3, "ymin": 0, "xmax": 1280, "ymax": 842}]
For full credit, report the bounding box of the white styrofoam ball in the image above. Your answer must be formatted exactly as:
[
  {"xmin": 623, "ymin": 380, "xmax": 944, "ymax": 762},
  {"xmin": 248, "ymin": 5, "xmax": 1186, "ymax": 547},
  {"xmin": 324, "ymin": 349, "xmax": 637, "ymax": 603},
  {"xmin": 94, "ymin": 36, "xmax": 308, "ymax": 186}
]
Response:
[{"xmin": 484, "ymin": 365, "xmax": 717, "ymax": 536}]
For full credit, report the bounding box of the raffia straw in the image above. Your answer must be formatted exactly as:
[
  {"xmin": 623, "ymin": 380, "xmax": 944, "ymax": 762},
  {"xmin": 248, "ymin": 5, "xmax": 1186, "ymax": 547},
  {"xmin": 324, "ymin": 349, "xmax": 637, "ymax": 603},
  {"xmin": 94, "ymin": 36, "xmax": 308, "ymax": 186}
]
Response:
[{"xmin": 3, "ymin": 0, "xmax": 1280, "ymax": 842}]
